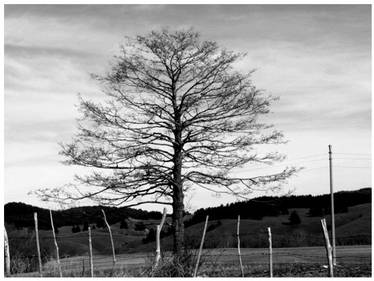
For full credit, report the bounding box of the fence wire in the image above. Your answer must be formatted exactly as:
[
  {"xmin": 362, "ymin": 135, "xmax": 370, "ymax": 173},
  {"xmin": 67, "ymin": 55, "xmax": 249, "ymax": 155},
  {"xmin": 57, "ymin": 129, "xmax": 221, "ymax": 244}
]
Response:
[{"xmin": 8, "ymin": 245, "xmax": 371, "ymax": 277}]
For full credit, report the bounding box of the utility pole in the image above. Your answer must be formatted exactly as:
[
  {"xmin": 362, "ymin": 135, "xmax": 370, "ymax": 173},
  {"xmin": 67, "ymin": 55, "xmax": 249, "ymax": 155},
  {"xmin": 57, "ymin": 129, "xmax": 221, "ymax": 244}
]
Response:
[{"xmin": 328, "ymin": 144, "xmax": 336, "ymax": 265}]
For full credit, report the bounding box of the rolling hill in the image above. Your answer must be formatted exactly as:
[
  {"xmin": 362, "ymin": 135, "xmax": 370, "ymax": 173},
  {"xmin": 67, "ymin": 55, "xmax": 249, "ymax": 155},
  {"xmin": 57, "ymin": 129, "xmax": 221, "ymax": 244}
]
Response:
[
  {"xmin": 136, "ymin": 202, "xmax": 371, "ymax": 253},
  {"xmin": 4, "ymin": 187, "xmax": 371, "ymax": 270}
]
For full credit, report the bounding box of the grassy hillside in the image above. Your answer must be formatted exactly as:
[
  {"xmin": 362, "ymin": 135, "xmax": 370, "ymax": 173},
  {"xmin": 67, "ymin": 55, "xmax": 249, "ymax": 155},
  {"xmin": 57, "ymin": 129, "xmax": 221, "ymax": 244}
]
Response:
[
  {"xmin": 136, "ymin": 203, "xmax": 371, "ymax": 252},
  {"xmin": 5, "ymin": 188, "xmax": 371, "ymax": 273},
  {"xmin": 8, "ymin": 203, "xmax": 369, "ymax": 274},
  {"xmin": 187, "ymin": 188, "xmax": 371, "ymax": 225}
]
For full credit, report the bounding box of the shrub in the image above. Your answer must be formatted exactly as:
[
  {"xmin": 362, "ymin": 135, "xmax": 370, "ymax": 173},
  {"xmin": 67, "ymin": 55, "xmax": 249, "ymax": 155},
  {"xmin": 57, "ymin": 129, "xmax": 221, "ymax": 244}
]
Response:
[
  {"xmin": 71, "ymin": 225, "xmax": 81, "ymax": 233},
  {"xmin": 142, "ymin": 227, "xmax": 156, "ymax": 244},
  {"xmin": 135, "ymin": 222, "xmax": 146, "ymax": 231},
  {"xmin": 151, "ymin": 249, "xmax": 197, "ymax": 277},
  {"xmin": 83, "ymin": 221, "xmax": 89, "ymax": 231},
  {"xmin": 284, "ymin": 210, "xmax": 301, "ymax": 225},
  {"xmin": 120, "ymin": 219, "xmax": 128, "ymax": 229}
]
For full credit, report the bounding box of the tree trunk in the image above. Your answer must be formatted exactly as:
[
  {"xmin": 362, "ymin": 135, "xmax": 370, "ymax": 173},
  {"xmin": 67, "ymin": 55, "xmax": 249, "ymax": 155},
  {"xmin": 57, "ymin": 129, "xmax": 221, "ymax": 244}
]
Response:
[
  {"xmin": 172, "ymin": 136, "xmax": 184, "ymax": 256},
  {"xmin": 172, "ymin": 103, "xmax": 184, "ymax": 256},
  {"xmin": 172, "ymin": 182, "xmax": 184, "ymax": 256}
]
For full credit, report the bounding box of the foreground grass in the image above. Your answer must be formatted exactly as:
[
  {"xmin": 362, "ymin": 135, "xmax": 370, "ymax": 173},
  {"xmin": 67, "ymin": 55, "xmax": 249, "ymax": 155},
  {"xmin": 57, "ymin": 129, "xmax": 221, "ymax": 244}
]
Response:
[
  {"xmin": 200, "ymin": 263, "xmax": 371, "ymax": 277},
  {"xmin": 11, "ymin": 245, "xmax": 371, "ymax": 277},
  {"xmin": 14, "ymin": 262, "xmax": 371, "ymax": 277}
]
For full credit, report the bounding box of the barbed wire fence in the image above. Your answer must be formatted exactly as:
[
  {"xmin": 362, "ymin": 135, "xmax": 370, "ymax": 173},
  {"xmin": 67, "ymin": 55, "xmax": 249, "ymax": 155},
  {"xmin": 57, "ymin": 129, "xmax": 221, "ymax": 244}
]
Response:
[{"xmin": 4, "ymin": 213, "xmax": 371, "ymax": 277}]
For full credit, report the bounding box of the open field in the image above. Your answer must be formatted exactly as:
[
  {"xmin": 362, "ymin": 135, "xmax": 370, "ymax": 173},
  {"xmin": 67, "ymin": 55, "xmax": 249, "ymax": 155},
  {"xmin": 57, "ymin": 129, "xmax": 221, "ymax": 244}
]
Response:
[
  {"xmin": 14, "ymin": 245, "xmax": 371, "ymax": 277},
  {"xmin": 6, "ymin": 200, "xmax": 371, "ymax": 257},
  {"xmin": 6, "ymin": 203, "xmax": 371, "ymax": 276}
]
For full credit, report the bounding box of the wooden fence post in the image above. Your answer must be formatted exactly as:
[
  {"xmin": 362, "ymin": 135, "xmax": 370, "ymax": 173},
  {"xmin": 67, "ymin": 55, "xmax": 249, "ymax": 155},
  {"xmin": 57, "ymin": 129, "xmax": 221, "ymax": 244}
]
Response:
[
  {"xmin": 50, "ymin": 210, "xmax": 62, "ymax": 277},
  {"xmin": 267, "ymin": 227, "xmax": 273, "ymax": 278},
  {"xmin": 237, "ymin": 215, "xmax": 244, "ymax": 277},
  {"xmin": 321, "ymin": 218, "xmax": 334, "ymax": 277},
  {"xmin": 4, "ymin": 227, "xmax": 11, "ymax": 276},
  {"xmin": 155, "ymin": 207, "xmax": 167, "ymax": 268},
  {"xmin": 101, "ymin": 209, "xmax": 116, "ymax": 270},
  {"xmin": 155, "ymin": 225, "xmax": 161, "ymax": 267},
  {"xmin": 34, "ymin": 212, "xmax": 43, "ymax": 277},
  {"xmin": 193, "ymin": 215, "xmax": 209, "ymax": 277},
  {"xmin": 82, "ymin": 258, "xmax": 85, "ymax": 277},
  {"xmin": 88, "ymin": 226, "xmax": 94, "ymax": 277}
]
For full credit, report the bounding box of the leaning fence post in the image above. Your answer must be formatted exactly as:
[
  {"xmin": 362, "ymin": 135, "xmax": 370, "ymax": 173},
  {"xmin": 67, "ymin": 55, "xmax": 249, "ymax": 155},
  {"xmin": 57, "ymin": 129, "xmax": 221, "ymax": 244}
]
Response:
[
  {"xmin": 101, "ymin": 209, "xmax": 116, "ymax": 270},
  {"xmin": 88, "ymin": 226, "xmax": 94, "ymax": 277},
  {"xmin": 237, "ymin": 215, "xmax": 244, "ymax": 277},
  {"xmin": 193, "ymin": 215, "xmax": 209, "ymax": 277},
  {"xmin": 321, "ymin": 218, "xmax": 334, "ymax": 277},
  {"xmin": 50, "ymin": 210, "xmax": 62, "ymax": 277},
  {"xmin": 267, "ymin": 227, "xmax": 273, "ymax": 278},
  {"xmin": 34, "ymin": 212, "xmax": 43, "ymax": 277},
  {"xmin": 4, "ymin": 227, "xmax": 11, "ymax": 276},
  {"xmin": 155, "ymin": 207, "xmax": 167, "ymax": 268}
]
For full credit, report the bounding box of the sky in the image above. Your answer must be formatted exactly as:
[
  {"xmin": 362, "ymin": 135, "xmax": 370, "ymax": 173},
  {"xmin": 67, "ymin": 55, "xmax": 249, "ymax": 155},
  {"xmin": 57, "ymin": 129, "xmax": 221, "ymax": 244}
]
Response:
[{"xmin": 4, "ymin": 4, "xmax": 372, "ymax": 212}]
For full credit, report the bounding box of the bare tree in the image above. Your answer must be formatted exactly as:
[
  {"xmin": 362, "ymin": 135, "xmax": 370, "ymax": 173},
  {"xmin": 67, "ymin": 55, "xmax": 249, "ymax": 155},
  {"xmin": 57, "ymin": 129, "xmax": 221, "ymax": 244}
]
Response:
[{"xmin": 36, "ymin": 29, "xmax": 297, "ymax": 256}]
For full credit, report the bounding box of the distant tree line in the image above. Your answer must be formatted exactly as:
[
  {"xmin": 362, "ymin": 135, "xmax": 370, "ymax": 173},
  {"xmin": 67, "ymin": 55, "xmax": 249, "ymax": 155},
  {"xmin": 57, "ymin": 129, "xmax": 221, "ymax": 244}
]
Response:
[
  {"xmin": 185, "ymin": 188, "xmax": 371, "ymax": 226},
  {"xmin": 4, "ymin": 203, "xmax": 162, "ymax": 230},
  {"xmin": 4, "ymin": 188, "xmax": 370, "ymax": 231}
]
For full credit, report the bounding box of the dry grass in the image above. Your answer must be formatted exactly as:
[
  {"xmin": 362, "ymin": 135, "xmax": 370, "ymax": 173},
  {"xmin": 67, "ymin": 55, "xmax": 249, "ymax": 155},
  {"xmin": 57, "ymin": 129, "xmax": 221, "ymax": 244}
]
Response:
[
  {"xmin": 13, "ymin": 262, "xmax": 371, "ymax": 277},
  {"xmin": 10, "ymin": 245, "xmax": 371, "ymax": 277},
  {"xmin": 151, "ymin": 249, "xmax": 198, "ymax": 277}
]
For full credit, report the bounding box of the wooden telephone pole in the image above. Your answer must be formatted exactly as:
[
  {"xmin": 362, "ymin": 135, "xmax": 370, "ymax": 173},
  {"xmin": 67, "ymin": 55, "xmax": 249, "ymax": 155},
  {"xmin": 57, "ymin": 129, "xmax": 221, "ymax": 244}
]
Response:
[{"xmin": 328, "ymin": 145, "xmax": 336, "ymax": 265}]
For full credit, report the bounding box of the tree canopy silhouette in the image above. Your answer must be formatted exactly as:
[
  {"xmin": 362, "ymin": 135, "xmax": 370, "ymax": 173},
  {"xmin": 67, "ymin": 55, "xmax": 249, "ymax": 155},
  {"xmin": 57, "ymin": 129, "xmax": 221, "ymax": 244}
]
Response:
[{"xmin": 36, "ymin": 29, "xmax": 297, "ymax": 255}]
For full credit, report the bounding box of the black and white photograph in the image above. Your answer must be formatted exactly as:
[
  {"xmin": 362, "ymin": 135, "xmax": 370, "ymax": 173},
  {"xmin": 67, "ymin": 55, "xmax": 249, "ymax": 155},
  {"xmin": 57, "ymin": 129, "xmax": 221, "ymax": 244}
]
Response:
[{"xmin": 3, "ymin": 3, "xmax": 372, "ymax": 277}]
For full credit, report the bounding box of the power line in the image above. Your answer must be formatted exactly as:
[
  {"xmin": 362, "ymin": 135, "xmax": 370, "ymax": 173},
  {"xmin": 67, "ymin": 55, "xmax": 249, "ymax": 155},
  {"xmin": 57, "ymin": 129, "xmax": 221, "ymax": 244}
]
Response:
[
  {"xmin": 300, "ymin": 166, "xmax": 328, "ymax": 171},
  {"xmin": 280, "ymin": 158, "xmax": 326, "ymax": 165},
  {"xmin": 285, "ymin": 154, "xmax": 325, "ymax": 160},
  {"xmin": 334, "ymin": 157, "xmax": 371, "ymax": 160},
  {"xmin": 245, "ymin": 154, "xmax": 371, "ymax": 173},
  {"xmin": 245, "ymin": 158, "xmax": 326, "ymax": 172},
  {"xmin": 335, "ymin": 153, "xmax": 371, "ymax": 156},
  {"xmin": 334, "ymin": 166, "xmax": 371, "ymax": 169}
]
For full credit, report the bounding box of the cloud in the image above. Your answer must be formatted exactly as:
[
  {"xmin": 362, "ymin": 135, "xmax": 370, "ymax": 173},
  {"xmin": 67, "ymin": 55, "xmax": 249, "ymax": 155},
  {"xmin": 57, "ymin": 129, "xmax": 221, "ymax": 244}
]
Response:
[
  {"xmin": 5, "ymin": 45, "xmax": 104, "ymax": 95},
  {"xmin": 5, "ymin": 117, "xmax": 76, "ymax": 143},
  {"xmin": 4, "ymin": 5, "xmax": 371, "ymax": 208},
  {"xmin": 5, "ymin": 43, "xmax": 98, "ymax": 60},
  {"xmin": 236, "ymin": 40, "xmax": 372, "ymax": 133}
]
